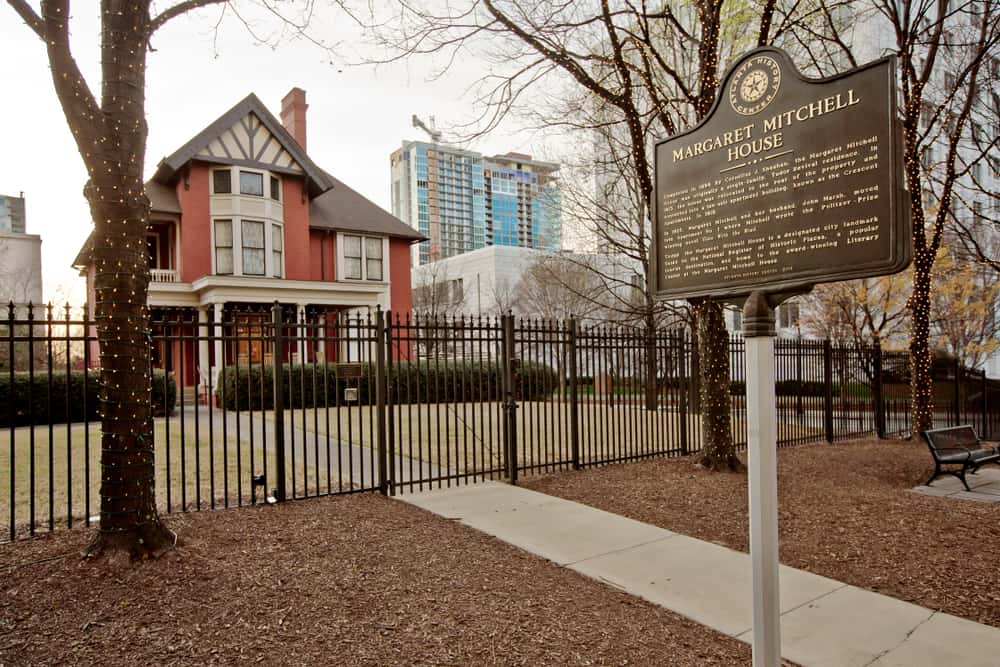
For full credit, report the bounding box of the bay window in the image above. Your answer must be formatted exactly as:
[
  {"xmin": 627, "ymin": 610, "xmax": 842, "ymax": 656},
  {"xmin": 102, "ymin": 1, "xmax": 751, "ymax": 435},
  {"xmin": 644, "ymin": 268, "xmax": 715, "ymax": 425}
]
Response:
[
  {"xmin": 214, "ymin": 219, "xmax": 233, "ymax": 274},
  {"xmin": 213, "ymin": 169, "xmax": 232, "ymax": 194},
  {"xmin": 272, "ymin": 224, "xmax": 283, "ymax": 278},
  {"xmin": 242, "ymin": 220, "xmax": 266, "ymax": 275},
  {"xmin": 239, "ymin": 171, "xmax": 264, "ymax": 196}
]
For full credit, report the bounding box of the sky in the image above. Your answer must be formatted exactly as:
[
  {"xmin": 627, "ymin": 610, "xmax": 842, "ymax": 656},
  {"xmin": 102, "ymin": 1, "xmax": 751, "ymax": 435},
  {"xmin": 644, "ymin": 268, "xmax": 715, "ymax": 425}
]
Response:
[{"xmin": 0, "ymin": 2, "xmax": 545, "ymax": 304}]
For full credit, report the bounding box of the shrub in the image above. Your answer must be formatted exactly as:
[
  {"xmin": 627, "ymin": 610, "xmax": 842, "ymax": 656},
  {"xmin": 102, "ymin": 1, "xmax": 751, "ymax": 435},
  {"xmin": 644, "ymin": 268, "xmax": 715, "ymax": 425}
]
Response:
[
  {"xmin": 0, "ymin": 369, "xmax": 176, "ymax": 427},
  {"xmin": 215, "ymin": 361, "xmax": 559, "ymax": 410},
  {"xmin": 774, "ymin": 380, "xmax": 828, "ymax": 397}
]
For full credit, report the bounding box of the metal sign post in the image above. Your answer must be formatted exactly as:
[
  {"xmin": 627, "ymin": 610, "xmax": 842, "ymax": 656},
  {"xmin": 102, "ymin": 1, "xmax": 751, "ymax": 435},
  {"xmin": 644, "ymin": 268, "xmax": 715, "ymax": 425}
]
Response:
[{"xmin": 743, "ymin": 292, "xmax": 780, "ymax": 667}]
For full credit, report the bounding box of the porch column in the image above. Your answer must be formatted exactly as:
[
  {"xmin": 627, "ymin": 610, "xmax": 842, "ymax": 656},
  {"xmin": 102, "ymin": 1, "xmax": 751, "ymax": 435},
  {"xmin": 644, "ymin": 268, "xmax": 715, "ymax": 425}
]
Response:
[
  {"xmin": 296, "ymin": 303, "xmax": 308, "ymax": 364},
  {"xmin": 317, "ymin": 311, "xmax": 327, "ymax": 362},
  {"xmin": 212, "ymin": 302, "xmax": 224, "ymax": 388},
  {"xmin": 197, "ymin": 305, "xmax": 210, "ymax": 400}
]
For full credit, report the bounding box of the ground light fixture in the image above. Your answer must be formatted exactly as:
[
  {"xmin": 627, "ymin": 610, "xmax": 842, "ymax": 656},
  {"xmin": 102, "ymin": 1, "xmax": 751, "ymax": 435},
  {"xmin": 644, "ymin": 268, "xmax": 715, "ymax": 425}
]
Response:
[{"xmin": 252, "ymin": 474, "xmax": 278, "ymax": 505}]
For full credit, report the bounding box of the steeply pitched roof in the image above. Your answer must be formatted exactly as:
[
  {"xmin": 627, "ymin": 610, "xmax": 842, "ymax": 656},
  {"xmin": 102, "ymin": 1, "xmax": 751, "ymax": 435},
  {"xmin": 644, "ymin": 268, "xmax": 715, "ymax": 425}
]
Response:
[
  {"xmin": 151, "ymin": 93, "xmax": 334, "ymax": 197},
  {"xmin": 310, "ymin": 173, "xmax": 425, "ymax": 242},
  {"xmin": 147, "ymin": 180, "xmax": 181, "ymax": 214}
]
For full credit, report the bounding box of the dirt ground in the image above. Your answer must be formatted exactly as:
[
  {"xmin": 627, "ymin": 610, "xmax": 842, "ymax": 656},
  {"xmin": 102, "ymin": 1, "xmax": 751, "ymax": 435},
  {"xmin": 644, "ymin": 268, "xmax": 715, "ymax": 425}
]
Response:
[
  {"xmin": 0, "ymin": 493, "xmax": 751, "ymax": 666},
  {"xmin": 524, "ymin": 437, "xmax": 1000, "ymax": 629}
]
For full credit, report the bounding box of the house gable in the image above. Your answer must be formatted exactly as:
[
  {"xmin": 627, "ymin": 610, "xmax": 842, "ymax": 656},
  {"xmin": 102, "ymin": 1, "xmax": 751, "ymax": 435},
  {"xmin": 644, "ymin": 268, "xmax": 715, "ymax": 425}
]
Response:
[
  {"xmin": 151, "ymin": 94, "xmax": 333, "ymax": 195},
  {"xmin": 197, "ymin": 111, "xmax": 303, "ymax": 175}
]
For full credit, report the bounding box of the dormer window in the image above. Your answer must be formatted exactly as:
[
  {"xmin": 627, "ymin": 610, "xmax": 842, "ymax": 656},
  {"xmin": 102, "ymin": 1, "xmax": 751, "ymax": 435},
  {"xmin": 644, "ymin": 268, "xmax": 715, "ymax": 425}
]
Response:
[
  {"xmin": 213, "ymin": 169, "xmax": 232, "ymax": 194},
  {"xmin": 239, "ymin": 171, "xmax": 264, "ymax": 196},
  {"xmin": 241, "ymin": 220, "xmax": 266, "ymax": 275}
]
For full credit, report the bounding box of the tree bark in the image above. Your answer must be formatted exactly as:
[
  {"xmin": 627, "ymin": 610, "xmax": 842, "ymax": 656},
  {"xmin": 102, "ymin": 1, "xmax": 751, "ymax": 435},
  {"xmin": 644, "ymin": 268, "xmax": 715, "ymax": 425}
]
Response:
[
  {"xmin": 695, "ymin": 301, "xmax": 742, "ymax": 471},
  {"xmin": 909, "ymin": 248, "xmax": 936, "ymax": 434},
  {"xmin": 39, "ymin": 0, "xmax": 174, "ymax": 558}
]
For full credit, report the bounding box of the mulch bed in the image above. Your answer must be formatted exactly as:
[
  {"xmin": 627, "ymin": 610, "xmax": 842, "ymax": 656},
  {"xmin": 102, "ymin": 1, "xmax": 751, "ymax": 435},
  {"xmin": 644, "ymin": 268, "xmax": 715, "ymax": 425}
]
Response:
[
  {"xmin": 523, "ymin": 437, "xmax": 1000, "ymax": 628},
  {"xmin": 1, "ymin": 493, "xmax": 750, "ymax": 665}
]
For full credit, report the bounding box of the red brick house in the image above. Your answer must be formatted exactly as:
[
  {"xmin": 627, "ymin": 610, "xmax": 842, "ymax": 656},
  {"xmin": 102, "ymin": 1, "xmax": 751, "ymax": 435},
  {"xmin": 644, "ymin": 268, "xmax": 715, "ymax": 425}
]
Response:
[{"xmin": 74, "ymin": 88, "xmax": 422, "ymax": 389}]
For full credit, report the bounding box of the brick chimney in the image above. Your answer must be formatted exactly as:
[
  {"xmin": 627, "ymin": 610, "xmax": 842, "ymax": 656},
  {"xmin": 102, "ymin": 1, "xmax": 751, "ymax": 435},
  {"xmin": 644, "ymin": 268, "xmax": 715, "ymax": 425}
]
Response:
[{"xmin": 280, "ymin": 87, "xmax": 308, "ymax": 150}]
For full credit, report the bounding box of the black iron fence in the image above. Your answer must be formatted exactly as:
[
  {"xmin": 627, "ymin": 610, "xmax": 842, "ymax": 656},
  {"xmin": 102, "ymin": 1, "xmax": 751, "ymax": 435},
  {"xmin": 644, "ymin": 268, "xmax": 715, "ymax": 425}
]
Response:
[{"xmin": 3, "ymin": 302, "xmax": 999, "ymax": 542}]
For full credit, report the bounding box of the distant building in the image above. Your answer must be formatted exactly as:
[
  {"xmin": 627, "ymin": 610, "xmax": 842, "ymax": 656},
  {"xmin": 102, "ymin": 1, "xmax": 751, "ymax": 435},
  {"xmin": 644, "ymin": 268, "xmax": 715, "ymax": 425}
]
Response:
[
  {"xmin": 0, "ymin": 193, "xmax": 42, "ymax": 306},
  {"xmin": 391, "ymin": 141, "xmax": 561, "ymax": 265},
  {"xmin": 412, "ymin": 245, "xmax": 642, "ymax": 322},
  {"xmin": 0, "ymin": 193, "xmax": 26, "ymax": 233}
]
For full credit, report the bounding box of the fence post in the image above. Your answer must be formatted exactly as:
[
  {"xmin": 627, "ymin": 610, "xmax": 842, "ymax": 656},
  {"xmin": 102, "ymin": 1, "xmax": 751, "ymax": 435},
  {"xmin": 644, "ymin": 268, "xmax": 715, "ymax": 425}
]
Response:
[
  {"xmin": 567, "ymin": 317, "xmax": 580, "ymax": 470},
  {"xmin": 795, "ymin": 338, "xmax": 803, "ymax": 416},
  {"xmin": 271, "ymin": 302, "xmax": 287, "ymax": 502},
  {"xmin": 954, "ymin": 357, "xmax": 962, "ymax": 426},
  {"xmin": 873, "ymin": 342, "xmax": 885, "ymax": 439},
  {"xmin": 375, "ymin": 307, "xmax": 389, "ymax": 496},
  {"xmin": 823, "ymin": 339, "xmax": 834, "ymax": 443},
  {"xmin": 679, "ymin": 330, "xmax": 689, "ymax": 456},
  {"xmin": 385, "ymin": 311, "xmax": 396, "ymax": 496},
  {"xmin": 501, "ymin": 314, "xmax": 518, "ymax": 484}
]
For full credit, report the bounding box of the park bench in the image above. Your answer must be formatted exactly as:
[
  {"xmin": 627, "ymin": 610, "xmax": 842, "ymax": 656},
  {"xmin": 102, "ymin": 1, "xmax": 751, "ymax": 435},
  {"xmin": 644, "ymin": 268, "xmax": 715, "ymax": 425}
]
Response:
[{"xmin": 921, "ymin": 425, "xmax": 1000, "ymax": 491}]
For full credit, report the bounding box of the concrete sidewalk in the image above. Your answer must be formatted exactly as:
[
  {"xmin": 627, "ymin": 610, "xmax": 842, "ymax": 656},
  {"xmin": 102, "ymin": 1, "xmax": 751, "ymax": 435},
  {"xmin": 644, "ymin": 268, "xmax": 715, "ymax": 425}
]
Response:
[{"xmin": 400, "ymin": 482, "xmax": 1000, "ymax": 667}]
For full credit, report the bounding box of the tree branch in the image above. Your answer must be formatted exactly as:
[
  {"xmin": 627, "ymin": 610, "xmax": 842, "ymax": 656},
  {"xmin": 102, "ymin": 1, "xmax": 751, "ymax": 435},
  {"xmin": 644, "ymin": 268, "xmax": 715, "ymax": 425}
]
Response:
[
  {"xmin": 6, "ymin": 0, "xmax": 44, "ymax": 38},
  {"xmin": 149, "ymin": 0, "xmax": 229, "ymax": 34}
]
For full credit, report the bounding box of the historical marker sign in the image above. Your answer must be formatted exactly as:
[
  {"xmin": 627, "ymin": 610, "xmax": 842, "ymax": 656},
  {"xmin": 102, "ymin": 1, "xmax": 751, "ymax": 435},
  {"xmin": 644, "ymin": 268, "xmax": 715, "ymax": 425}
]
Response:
[{"xmin": 652, "ymin": 48, "xmax": 910, "ymax": 300}]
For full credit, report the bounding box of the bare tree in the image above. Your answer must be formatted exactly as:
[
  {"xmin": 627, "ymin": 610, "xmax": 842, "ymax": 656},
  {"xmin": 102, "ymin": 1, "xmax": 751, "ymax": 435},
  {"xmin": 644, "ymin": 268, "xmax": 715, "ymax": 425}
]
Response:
[
  {"xmin": 6, "ymin": 0, "xmax": 336, "ymax": 558},
  {"xmin": 856, "ymin": 0, "xmax": 1000, "ymax": 433},
  {"xmin": 413, "ymin": 261, "xmax": 465, "ymax": 319},
  {"xmin": 511, "ymin": 252, "xmax": 617, "ymax": 324},
  {"xmin": 800, "ymin": 273, "xmax": 912, "ymax": 348},
  {"xmin": 929, "ymin": 239, "xmax": 1000, "ymax": 369}
]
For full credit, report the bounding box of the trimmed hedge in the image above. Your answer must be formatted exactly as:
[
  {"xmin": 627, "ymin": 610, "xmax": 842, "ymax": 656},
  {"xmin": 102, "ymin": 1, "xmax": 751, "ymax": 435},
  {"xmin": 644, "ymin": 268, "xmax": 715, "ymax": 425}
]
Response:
[
  {"xmin": 215, "ymin": 361, "xmax": 559, "ymax": 411},
  {"xmin": 0, "ymin": 369, "xmax": 176, "ymax": 427}
]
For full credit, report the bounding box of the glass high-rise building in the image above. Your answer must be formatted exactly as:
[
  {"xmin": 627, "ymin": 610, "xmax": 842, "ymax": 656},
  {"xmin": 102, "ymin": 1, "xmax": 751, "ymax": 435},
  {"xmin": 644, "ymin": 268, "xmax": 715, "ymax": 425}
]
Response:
[{"xmin": 391, "ymin": 142, "xmax": 561, "ymax": 265}]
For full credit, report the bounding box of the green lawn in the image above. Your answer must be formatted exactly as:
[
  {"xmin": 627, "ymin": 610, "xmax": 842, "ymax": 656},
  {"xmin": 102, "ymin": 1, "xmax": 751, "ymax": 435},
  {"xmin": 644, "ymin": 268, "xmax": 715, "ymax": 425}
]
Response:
[
  {"xmin": 1, "ymin": 414, "xmax": 324, "ymax": 537},
  {"xmin": 2, "ymin": 398, "xmax": 829, "ymax": 536}
]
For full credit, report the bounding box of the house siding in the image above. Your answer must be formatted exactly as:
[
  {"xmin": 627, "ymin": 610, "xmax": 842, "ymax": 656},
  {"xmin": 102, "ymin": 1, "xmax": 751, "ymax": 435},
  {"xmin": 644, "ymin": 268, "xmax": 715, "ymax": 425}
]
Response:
[
  {"xmin": 177, "ymin": 163, "xmax": 212, "ymax": 282},
  {"xmin": 282, "ymin": 177, "xmax": 311, "ymax": 280}
]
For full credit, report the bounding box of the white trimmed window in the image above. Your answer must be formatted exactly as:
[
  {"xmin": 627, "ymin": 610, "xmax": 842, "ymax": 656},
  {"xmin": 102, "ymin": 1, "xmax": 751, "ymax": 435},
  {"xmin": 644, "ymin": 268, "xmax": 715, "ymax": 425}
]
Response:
[
  {"xmin": 214, "ymin": 219, "xmax": 233, "ymax": 274},
  {"xmin": 344, "ymin": 235, "xmax": 363, "ymax": 280},
  {"xmin": 213, "ymin": 169, "xmax": 232, "ymax": 194},
  {"xmin": 341, "ymin": 234, "xmax": 386, "ymax": 282},
  {"xmin": 365, "ymin": 237, "xmax": 383, "ymax": 281},
  {"xmin": 242, "ymin": 220, "xmax": 266, "ymax": 275},
  {"xmin": 239, "ymin": 171, "xmax": 264, "ymax": 196}
]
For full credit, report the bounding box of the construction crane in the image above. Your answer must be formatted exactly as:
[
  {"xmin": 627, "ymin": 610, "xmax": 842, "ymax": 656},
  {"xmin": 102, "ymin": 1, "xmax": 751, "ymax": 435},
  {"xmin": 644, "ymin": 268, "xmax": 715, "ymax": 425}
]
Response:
[{"xmin": 412, "ymin": 114, "xmax": 443, "ymax": 143}]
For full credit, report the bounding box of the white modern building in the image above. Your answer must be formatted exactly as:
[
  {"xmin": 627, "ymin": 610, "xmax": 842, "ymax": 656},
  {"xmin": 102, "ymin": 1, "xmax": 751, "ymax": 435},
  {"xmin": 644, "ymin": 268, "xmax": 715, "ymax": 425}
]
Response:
[
  {"xmin": 0, "ymin": 193, "xmax": 42, "ymax": 306},
  {"xmin": 411, "ymin": 245, "xmax": 643, "ymax": 322}
]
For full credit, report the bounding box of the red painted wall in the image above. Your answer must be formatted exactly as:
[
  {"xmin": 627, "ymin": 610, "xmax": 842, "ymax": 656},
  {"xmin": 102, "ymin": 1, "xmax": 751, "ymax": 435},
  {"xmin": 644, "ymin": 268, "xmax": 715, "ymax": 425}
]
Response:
[
  {"xmin": 282, "ymin": 178, "xmax": 310, "ymax": 280},
  {"xmin": 308, "ymin": 229, "xmax": 336, "ymax": 281},
  {"xmin": 389, "ymin": 238, "xmax": 413, "ymax": 315},
  {"xmin": 176, "ymin": 163, "xmax": 211, "ymax": 282}
]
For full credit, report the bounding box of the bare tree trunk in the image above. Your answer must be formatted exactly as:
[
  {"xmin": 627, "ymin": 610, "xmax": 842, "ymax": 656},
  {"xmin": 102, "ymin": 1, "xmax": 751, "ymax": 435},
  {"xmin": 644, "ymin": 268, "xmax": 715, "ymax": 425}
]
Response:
[
  {"xmin": 78, "ymin": 1, "xmax": 171, "ymax": 557},
  {"xmin": 696, "ymin": 301, "xmax": 742, "ymax": 471}
]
